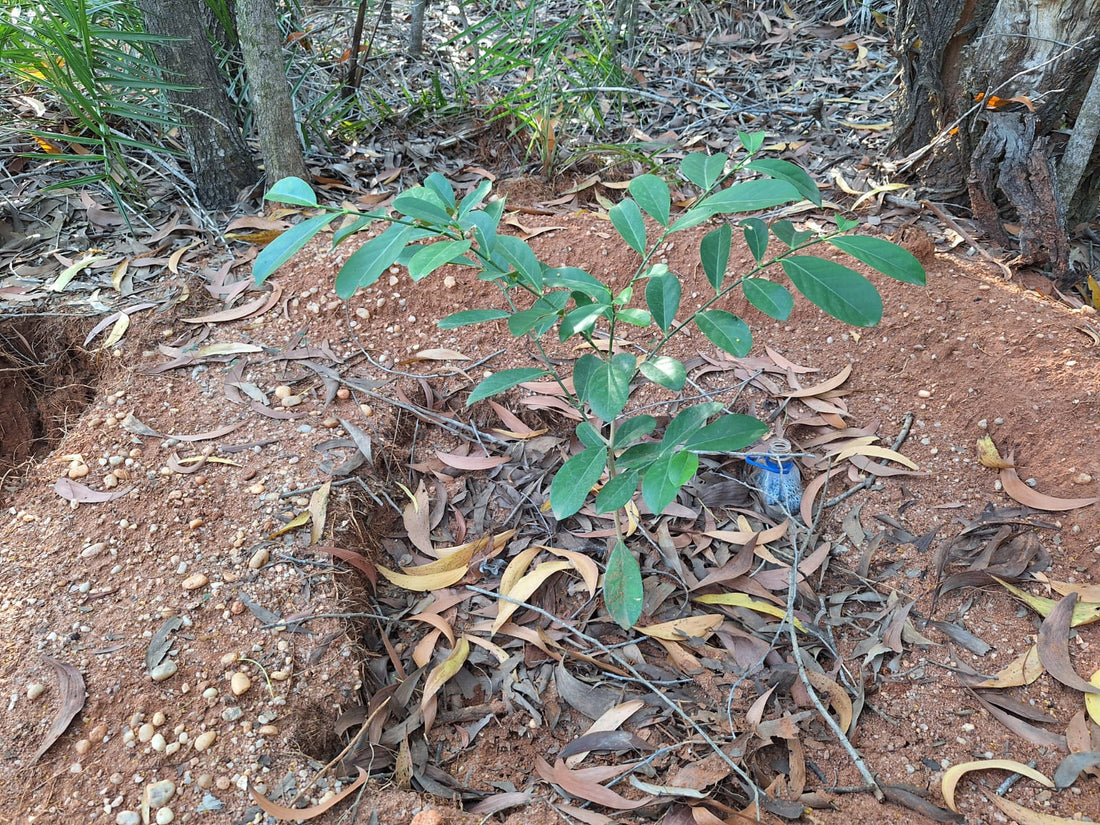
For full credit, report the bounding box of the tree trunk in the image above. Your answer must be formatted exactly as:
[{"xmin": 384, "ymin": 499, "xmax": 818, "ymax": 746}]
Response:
[
  {"xmin": 135, "ymin": 0, "xmax": 258, "ymax": 209},
  {"xmin": 892, "ymin": 0, "xmax": 1100, "ymax": 278},
  {"xmin": 236, "ymin": 0, "xmax": 309, "ymax": 187}
]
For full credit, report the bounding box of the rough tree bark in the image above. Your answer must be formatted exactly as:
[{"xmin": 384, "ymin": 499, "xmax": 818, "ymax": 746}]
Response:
[
  {"xmin": 135, "ymin": 0, "xmax": 258, "ymax": 209},
  {"xmin": 235, "ymin": 0, "xmax": 309, "ymax": 187},
  {"xmin": 892, "ymin": 0, "xmax": 1100, "ymax": 278}
]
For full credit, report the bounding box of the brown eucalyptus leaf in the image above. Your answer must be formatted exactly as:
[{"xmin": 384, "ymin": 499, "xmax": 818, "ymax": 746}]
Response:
[
  {"xmin": 882, "ymin": 784, "xmax": 963, "ymax": 823},
  {"xmin": 32, "ymin": 657, "xmax": 85, "ymax": 763},
  {"xmin": 971, "ymin": 690, "xmax": 1067, "ymax": 750},
  {"xmin": 435, "ymin": 450, "xmax": 509, "ymax": 470},
  {"xmin": 181, "ymin": 285, "xmax": 281, "ymax": 324},
  {"xmin": 1037, "ymin": 593, "xmax": 1100, "ymax": 694},
  {"xmin": 54, "ymin": 478, "xmax": 132, "ymax": 502},
  {"xmin": 560, "ymin": 730, "xmax": 654, "ymax": 759},
  {"xmin": 784, "ymin": 364, "xmax": 851, "ymax": 397},
  {"xmin": 311, "ymin": 546, "xmax": 376, "ymax": 584},
  {"xmin": 467, "ymin": 789, "xmax": 533, "ymax": 816},
  {"xmin": 1053, "ymin": 751, "xmax": 1100, "ymax": 788},
  {"xmin": 535, "ymin": 757, "xmax": 653, "ymax": 810},
  {"xmin": 402, "ymin": 479, "xmax": 433, "ymax": 555},
  {"xmin": 249, "ymin": 767, "xmax": 369, "ymax": 821},
  {"xmin": 999, "ymin": 462, "xmax": 1100, "ymax": 511},
  {"xmin": 942, "ymin": 759, "xmax": 1052, "ymax": 811},
  {"xmin": 554, "ymin": 663, "xmax": 623, "ymax": 720}
]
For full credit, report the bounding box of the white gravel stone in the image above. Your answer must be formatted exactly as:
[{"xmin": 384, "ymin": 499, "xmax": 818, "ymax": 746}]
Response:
[
  {"xmin": 143, "ymin": 779, "xmax": 175, "ymax": 808},
  {"xmin": 26, "ymin": 683, "xmax": 45, "ymax": 700},
  {"xmin": 150, "ymin": 661, "xmax": 177, "ymax": 682},
  {"xmin": 155, "ymin": 807, "xmax": 174, "ymax": 824},
  {"xmin": 194, "ymin": 731, "xmax": 216, "ymax": 752},
  {"xmin": 230, "ymin": 672, "xmax": 251, "ymax": 696},
  {"xmin": 181, "ymin": 573, "xmax": 208, "ymax": 590},
  {"xmin": 115, "ymin": 812, "xmax": 140, "ymax": 825}
]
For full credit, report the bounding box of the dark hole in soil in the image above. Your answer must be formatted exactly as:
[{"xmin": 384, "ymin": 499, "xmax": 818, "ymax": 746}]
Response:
[{"xmin": 0, "ymin": 316, "xmax": 96, "ymax": 503}]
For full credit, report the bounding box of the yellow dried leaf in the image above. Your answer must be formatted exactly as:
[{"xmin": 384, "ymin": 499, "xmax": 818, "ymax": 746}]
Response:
[
  {"xmin": 308, "ymin": 481, "xmax": 330, "ymax": 545},
  {"xmin": 542, "ymin": 546, "xmax": 600, "ymax": 598},
  {"xmin": 833, "ymin": 444, "xmax": 918, "ymax": 469},
  {"xmin": 992, "ymin": 576, "xmax": 1100, "ymax": 626},
  {"xmin": 266, "ymin": 510, "xmax": 310, "ymax": 539},
  {"xmin": 976, "ymin": 434, "xmax": 1014, "ymax": 469},
  {"xmin": 985, "ymin": 789, "xmax": 1075, "ymax": 824},
  {"xmin": 694, "ymin": 592, "xmax": 806, "ymax": 631},
  {"xmin": 804, "ymin": 669, "xmax": 853, "ymax": 733},
  {"xmin": 421, "ymin": 636, "xmax": 470, "ymax": 713},
  {"xmin": 941, "ymin": 760, "xmax": 1052, "ymax": 812},
  {"xmin": 377, "ymin": 564, "xmax": 467, "ymax": 591},
  {"xmin": 974, "ymin": 645, "xmax": 1044, "ymax": 688},
  {"xmin": 492, "ymin": 561, "xmax": 572, "ymax": 634},
  {"xmin": 250, "ymin": 767, "xmax": 368, "ymax": 820},
  {"xmin": 637, "ymin": 614, "xmax": 724, "ymax": 641},
  {"xmin": 101, "ymin": 315, "xmax": 129, "ymax": 349},
  {"xmin": 1087, "ymin": 669, "xmax": 1100, "ymax": 726}
]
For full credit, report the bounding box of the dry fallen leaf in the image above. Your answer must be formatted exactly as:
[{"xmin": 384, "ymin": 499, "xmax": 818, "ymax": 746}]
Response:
[
  {"xmin": 941, "ymin": 759, "xmax": 1052, "ymax": 811},
  {"xmin": 999, "ymin": 459, "xmax": 1099, "ymax": 511},
  {"xmin": 973, "ymin": 645, "xmax": 1044, "ymax": 688},
  {"xmin": 1037, "ymin": 593, "xmax": 1100, "ymax": 695},
  {"xmin": 976, "ymin": 434, "xmax": 1014, "ymax": 468},
  {"xmin": 32, "ymin": 657, "xmax": 85, "ymax": 763},
  {"xmin": 250, "ymin": 767, "xmax": 368, "ymax": 820},
  {"xmin": 984, "ymin": 788, "xmax": 1079, "ymax": 825}
]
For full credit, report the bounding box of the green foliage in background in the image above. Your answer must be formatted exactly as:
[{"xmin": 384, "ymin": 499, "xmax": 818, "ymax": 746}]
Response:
[
  {"xmin": 255, "ymin": 134, "xmax": 926, "ymax": 629},
  {"xmin": 0, "ymin": 0, "xmax": 187, "ymax": 202}
]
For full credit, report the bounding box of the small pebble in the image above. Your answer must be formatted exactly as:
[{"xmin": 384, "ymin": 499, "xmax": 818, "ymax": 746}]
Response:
[
  {"xmin": 1072, "ymin": 473, "xmax": 1093, "ymax": 485},
  {"xmin": 151, "ymin": 733, "xmax": 167, "ymax": 753},
  {"xmin": 258, "ymin": 725, "xmax": 278, "ymax": 736},
  {"xmin": 143, "ymin": 779, "xmax": 175, "ymax": 808},
  {"xmin": 116, "ymin": 812, "xmax": 140, "ymax": 825},
  {"xmin": 150, "ymin": 661, "xmax": 178, "ymax": 682},
  {"xmin": 156, "ymin": 807, "xmax": 174, "ymax": 825},
  {"xmin": 152, "ymin": 711, "xmax": 166, "ymax": 726},
  {"xmin": 273, "ymin": 385, "xmax": 292, "ymax": 400},
  {"xmin": 74, "ymin": 739, "xmax": 91, "ymax": 755},
  {"xmin": 194, "ymin": 731, "xmax": 216, "ymax": 752},
  {"xmin": 26, "ymin": 683, "xmax": 45, "ymax": 700},
  {"xmin": 280, "ymin": 395, "xmax": 303, "ymax": 408},
  {"xmin": 230, "ymin": 672, "xmax": 251, "ymax": 696},
  {"xmin": 181, "ymin": 573, "xmax": 208, "ymax": 591},
  {"xmin": 248, "ymin": 547, "xmax": 269, "ymax": 570},
  {"xmin": 917, "ymin": 389, "xmax": 931, "ymax": 398},
  {"xmin": 221, "ymin": 707, "xmax": 243, "ymax": 722},
  {"xmin": 138, "ymin": 723, "xmax": 156, "ymax": 743}
]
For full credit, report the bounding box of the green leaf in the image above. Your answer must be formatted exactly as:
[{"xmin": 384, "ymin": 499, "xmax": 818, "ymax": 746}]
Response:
[
  {"xmin": 595, "ymin": 470, "xmax": 639, "ymax": 513},
  {"xmin": 587, "ymin": 353, "xmax": 636, "ymax": 423},
  {"xmin": 695, "ymin": 310, "xmax": 753, "ymax": 357},
  {"xmin": 700, "ymin": 224, "xmax": 732, "ymax": 291},
  {"xmin": 827, "ymin": 235, "xmax": 927, "ymax": 284},
  {"xmin": 438, "ymin": 309, "xmax": 509, "ymax": 329},
  {"xmin": 782, "ymin": 256, "xmax": 883, "ymax": 327},
  {"xmin": 663, "ymin": 402, "xmax": 723, "ymax": 449},
  {"xmin": 507, "ymin": 291, "xmax": 569, "ymax": 337},
  {"xmin": 609, "ymin": 198, "xmax": 647, "ymax": 255},
  {"xmin": 457, "ymin": 179, "xmax": 492, "ymax": 216},
  {"xmin": 551, "ymin": 445, "xmax": 608, "ymax": 518},
  {"xmin": 496, "ymin": 235, "xmax": 544, "ymax": 290},
  {"xmin": 573, "ymin": 353, "xmax": 602, "ymax": 403},
  {"xmin": 467, "ymin": 368, "xmax": 549, "ymax": 405},
  {"xmin": 747, "ymin": 158, "xmax": 822, "ymax": 206},
  {"xmin": 771, "ymin": 220, "xmax": 816, "ymax": 249},
  {"xmin": 576, "ymin": 421, "xmax": 606, "ymax": 449},
  {"xmin": 559, "ymin": 303, "xmax": 609, "ymax": 340},
  {"xmin": 335, "ymin": 222, "xmax": 414, "ymax": 298},
  {"xmin": 683, "ymin": 414, "xmax": 768, "ymax": 453},
  {"xmin": 680, "ymin": 152, "xmax": 728, "ymax": 190},
  {"xmin": 739, "ymin": 218, "xmax": 768, "ymax": 264},
  {"xmin": 645, "ymin": 272, "xmax": 681, "ymax": 333},
  {"xmin": 604, "ymin": 540, "xmax": 643, "ymax": 629},
  {"xmin": 835, "ymin": 215, "xmax": 859, "ymax": 232},
  {"xmin": 613, "ymin": 415, "xmax": 657, "ymax": 448},
  {"xmin": 544, "ymin": 267, "xmax": 612, "ymax": 301},
  {"xmin": 697, "ymin": 179, "xmax": 802, "ymax": 215},
  {"xmin": 464, "ymin": 210, "xmax": 500, "ymax": 255},
  {"xmin": 617, "ymin": 441, "xmax": 664, "ymax": 470},
  {"xmin": 614, "ymin": 286, "xmax": 634, "ymax": 305},
  {"xmin": 742, "ymin": 278, "xmax": 794, "ymax": 320},
  {"xmin": 407, "ymin": 239, "xmax": 472, "ymax": 281},
  {"xmin": 423, "ymin": 172, "xmax": 456, "ymax": 208},
  {"xmin": 333, "ymin": 213, "xmax": 378, "ymax": 245},
  {"xmin": 616, "ymin": 307, "xmax": 652, "ymax": 326},
  {"xmin": 639, "ymin": 356, "xmax": 686, "ymax": 391},
  {"xmin": 641, "ymin": 451, "xmax": 698, "ymax": 514},
  {"xmin": 629, "ymin": 174, "xmax": 671, "ymax": 226},
  {"xmin": 254, "ymin": 212, "xmax": 339, "ymax": 285},
  {"xmin": 392, "ymin": 187, "xmax": 452, "ymax": 224},
  {"xmin": 264, "ymin": 177, "xmax": 318, "ymax": 207},
  {"xmin": 738, "ymin": 131, "xmax": 765, "ymax": 154}
]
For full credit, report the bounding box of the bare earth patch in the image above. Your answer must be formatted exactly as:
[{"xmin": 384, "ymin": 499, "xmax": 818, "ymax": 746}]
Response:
[{"xmin": 1, "ymin": 206, "xmax": 1099, "ymax": 825}]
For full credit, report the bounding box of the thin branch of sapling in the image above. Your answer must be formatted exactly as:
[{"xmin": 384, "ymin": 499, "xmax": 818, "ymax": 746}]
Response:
[{"xmin": 783, "ymin": 501, "xmax": 883, "ymax": 801}]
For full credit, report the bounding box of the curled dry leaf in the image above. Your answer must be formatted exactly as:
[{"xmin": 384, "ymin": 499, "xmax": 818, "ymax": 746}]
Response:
[
  {"xmin": 991, "ymin": 576, "xmax": 1100, "ymax": 627},
  {"xmin": 803, "ymin": 668, "xmax": 854, "ymax": 734},
  {"xmin": 973, "ymin": 644, "xmax": 1043, "ymax": 688},
  {"xmin": 535, "ymin": 757, "xmax": 653, "ymax": 810},
  {"xmin": 832, "ymin": 444, "xmax": 918, "ymax": 469},
  {"xmin": 377, "ymin": 564, "xmax": 467, "ymax": 592},
  {"xmin": 784, "ymin": 364, "xmax": 851, "ymax": 398},
  {"xmin": 492, "ymin": 561, "xmax": 572, "ymax": 634},
  {"xmin": 941, "ymin": 760, "xmax": 1052, "ymax": 811},
  {"xmin": 1088, "ymin": 669, "xmax": 1100, "ymax": 725},
  {"xmin": 999, "ymin": 463, "xmax": 1100, "ymax": 511},
  {"xmin": 307, "ymin": 481, "xmax": 330, "ymax": 545},
  {"xmin": 976, "ymin": 434, "xmax": 1014, "ymax": 469},
  {"xmin": 984, "ymin": 788, "xmax": 1080, "ymax": 825},
  {"xmin": 250, "ymin": 767, "xmax": 368, "ymax": 820},
  {"xmin": 32, "ymin": 657, "xmax": 85, "ymax": 763},
  {"xmin": 1037, "ymin": 593, "xmax": 1100, "ymax": 695},
  {"xmin": 421, "ymin": 636, "xmax": 470, "ymax": 724},
  {"xmin": 694, "ymin": 592, "xmax": 806, "ymax": 631},
  {"xmin": 54, "ymin": 478, "xmax": 132, "ymax": 503},
  {"xmin": 181, "ymin": 284, "xmax": 282, "ymax": 324},
  {"xmin": 636, "ymin": 614, "xmax": 724, "ymax": 641}
]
